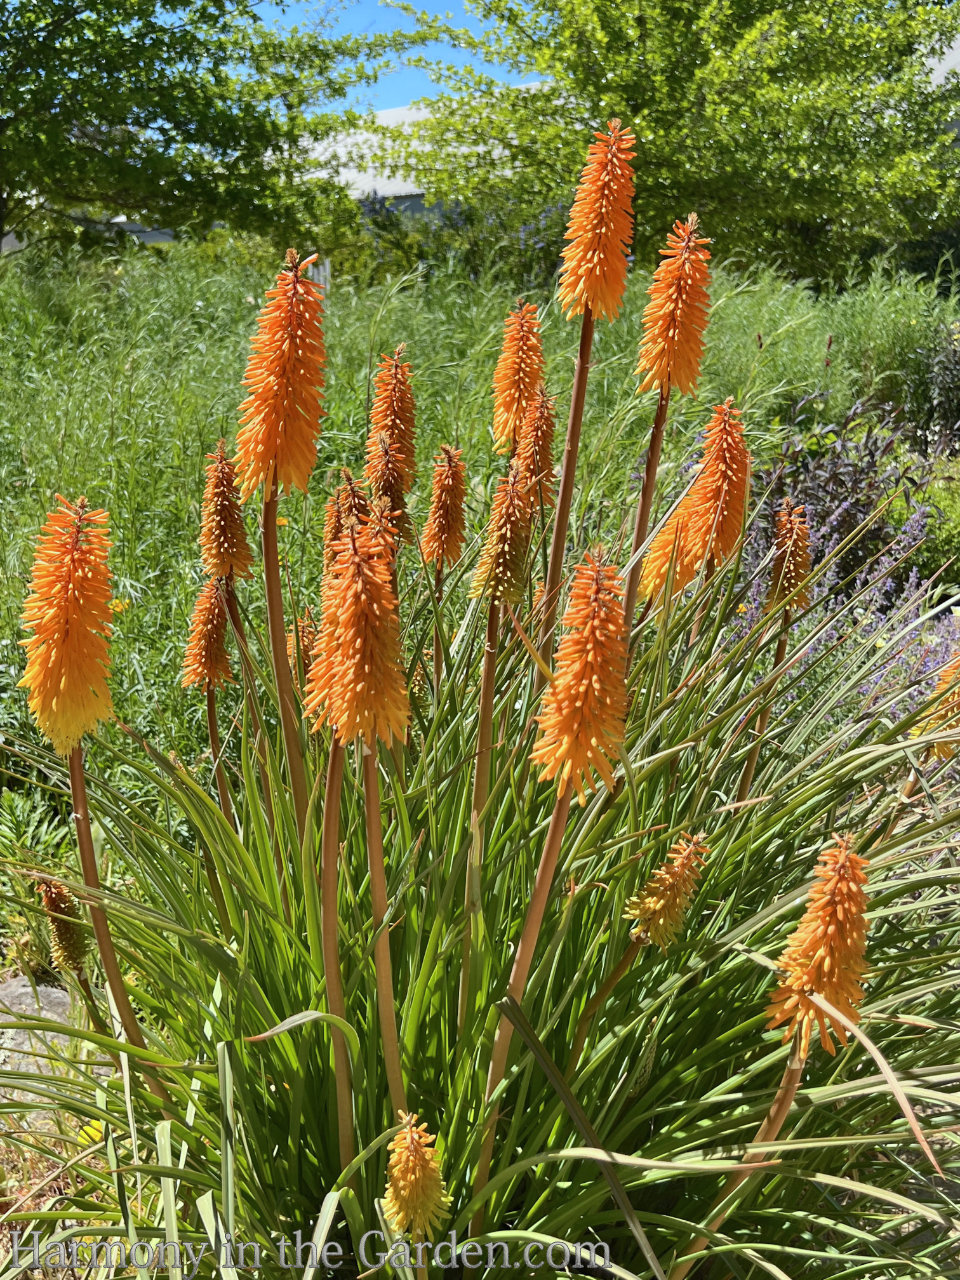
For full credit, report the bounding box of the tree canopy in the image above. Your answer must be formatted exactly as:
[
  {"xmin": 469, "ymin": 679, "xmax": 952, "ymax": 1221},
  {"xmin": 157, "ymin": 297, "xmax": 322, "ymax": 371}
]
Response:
[
  {"xmin": 386, "ymin": 0, "xmax": 960, "ymax": 273},
  {"xmin": 0, "ymin": 0, "xmax": 413, "ymax": 245}
]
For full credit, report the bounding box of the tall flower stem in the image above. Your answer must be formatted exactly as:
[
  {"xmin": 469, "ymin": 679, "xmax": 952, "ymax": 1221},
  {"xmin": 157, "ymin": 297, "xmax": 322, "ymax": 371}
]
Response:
[
  {"xmin": 205, "ymin": 686, "xmax": 235, "ymax": 832},
  {"xmin": 667, "ymin": 1031, "xmax": 806, "ymax": 1280},
  {"xmin": 471, "ymin": 783, "xmax": 573, "ymax": 1235},
  {"xmin": 362, "ymin": 746, "xmax": 407, "ymax": 1117},
  {"xmin": 458, "ymin": 601, "xmax": 500, "ymax": 1032},
  {"xmin": 320, "ymin": 742, "xmax": 356, "ymax": 1173},
  {"xmin": 224, "ymin": 585, "xmax": 291, "ymax": 924},
  {"xmin": 736, "ymin": 616, "xmax": 791, "ymax": 805},
  {"xmin": 261, "ymin": 479, "xmax": 309, "ymax": 842},
  {"xmin": 433, "ymin": 566, "xmax": 444, "ymax": 691},
  {"xmin": 624, "ymin": 388, "xmax": 670, "ymax": 628},
  {"xmin": 69, "ymin": 748, "xmax": 170, "ymax": 1107},
  {"xmin": 567, "ymin": 935, "xmax": 643, "ymax": 1073},
  {"xmin": 538, "ymin": 308, "xmax": 595, "ymax": 680}
]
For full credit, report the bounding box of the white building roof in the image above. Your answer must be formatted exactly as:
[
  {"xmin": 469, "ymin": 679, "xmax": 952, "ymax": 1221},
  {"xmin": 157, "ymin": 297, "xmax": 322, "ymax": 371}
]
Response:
[{"xmin": 320, "ymin": 103, "xmax": 430, "ymax": 199}]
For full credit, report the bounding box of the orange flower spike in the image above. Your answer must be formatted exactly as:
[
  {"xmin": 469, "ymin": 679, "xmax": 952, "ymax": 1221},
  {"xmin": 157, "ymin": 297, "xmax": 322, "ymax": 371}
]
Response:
[
  {"xmin": 635, "ymin": 214, "xmax": 711, "ymax": 396},
  {"xmin": 624, "ymin": 834, "xmax": 708, "ymax": 951},
  {"xmin": 766, "ymin": 499, "xmax": 812, "ymax": 613},
  {"xmin": 767, "ymin": 836, "xmax": 870, "ymax": 1058},
  {"xmin": 515, "ymin": 386, "xmax": 557, "ymax": 511},
  {"xmin": 365, "ymin": 429, "xmax": 407, "ymax": 518},
  {"xmin": 469, "ymin": 459, "xmax": 533, "ymax": 606},
  {"xmin": 234, "ymin": 249, "xmax": 325, "ymax": 502},
  {"xmin": 383, "ymin": 1112, "xmax": 452, "ymax": 1243},
  {"xmin": 492, "ymin": 301, "xmax": 545, "ymax": 453},
  {"xmin": 684, "ymin": 398, "xmax": 751, "ymax": 563},
  {"xmin": 307, "ymin": 478, "xmax": 373, "ymax": 727},
  {"xmin": 182, "ymin": 579, "xmax": 233, "ymax": 692},
  {"xmin": 366, "ymin": 492, "xmax": 402, "ymax": 558},
  {"xmin": 640, "ymin": 398, "xmax": 751, "ymax": 600},
  {"xmin": 19, "ymin": 497, "xmax": 114, "ymax": 756},
  {"xmin": 200, "ymin": 439, "xmax": 253, "ymax": 579},
  {"xmin": 323, "ymin": 522, "xmax": 409, "ymax": 747},
  {"xmin": 529, "ymin": 553, "xmax": 628, "ymax": 803},
  {"xmin": 557, "ymin": 120, "xmax": 636, "ymax": 322},
  {"xmin": 422, "ymin": 446, "xmax": 466, "ymax": 568},
  {"xmin": 302, "ymin": 581, "xmax": 338, "ymax": 731},
  {"xmin": 370, "ymin": 346, "xmax": 416, "ymax": 491},
  {"xmin": 913, "ymin": 652, "xmax": 960, "ymax": 760}
]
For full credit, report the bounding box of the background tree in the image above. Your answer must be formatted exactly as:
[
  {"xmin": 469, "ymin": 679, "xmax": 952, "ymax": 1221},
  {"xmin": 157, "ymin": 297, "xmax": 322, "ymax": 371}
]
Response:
[
  {"xmin": 385, "ymin": 0, "xmax": 960, "ymax": 274},
  {"xmin": 0, "ymin": 0, "xmax": 416, "ymax": 246}
]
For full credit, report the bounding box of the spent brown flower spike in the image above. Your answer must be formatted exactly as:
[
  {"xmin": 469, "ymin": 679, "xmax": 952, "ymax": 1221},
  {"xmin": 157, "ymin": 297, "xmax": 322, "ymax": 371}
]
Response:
[
  {"xmin": 370, "ymin": 346, "xmax": 416, "ymax": 491},
  {"xmin": 182, "ymin": 578, "xmax": 233, "ymax": 692},
  {"xmin": 766, "ymin": 499, "xmax": 812, "ymax": 613},
  {"xmin": 515, "ymin": 386, "xmax": 557, "ymax": 512},
  {"xmin": 470, "ymin": 459, "xmax": 533, "ymax": 606}
]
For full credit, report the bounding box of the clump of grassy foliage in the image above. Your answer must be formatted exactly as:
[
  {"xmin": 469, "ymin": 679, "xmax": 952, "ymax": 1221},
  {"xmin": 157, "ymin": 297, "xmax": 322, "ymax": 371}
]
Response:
[
  {"xmin": 1, "ymin": 211, "xmax": 960, "ymax": 1280},
  {"xmin": 1, "ymin": 239, "xmax": 957, "ymax": 749}
]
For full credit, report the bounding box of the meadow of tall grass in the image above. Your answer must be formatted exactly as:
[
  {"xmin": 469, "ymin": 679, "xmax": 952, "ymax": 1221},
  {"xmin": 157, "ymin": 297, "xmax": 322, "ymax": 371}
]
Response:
[
  {"xmin": 1, "ymin": 151, "xmax": 960, "ymax": 1280},
  {"xmin": 0, "ymin": 239, "xmax": 957, "ymax": 753}
]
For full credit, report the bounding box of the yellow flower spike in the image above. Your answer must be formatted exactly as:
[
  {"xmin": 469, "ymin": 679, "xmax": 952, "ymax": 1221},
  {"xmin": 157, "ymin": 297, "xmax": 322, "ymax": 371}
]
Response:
[
  {"xmin": 624, "ymin": 834, "xmax": 708, "ymax": 951},
  {"xmin": 383, "ymin": 1112, "xmax": 452, "ymax": 1243}
]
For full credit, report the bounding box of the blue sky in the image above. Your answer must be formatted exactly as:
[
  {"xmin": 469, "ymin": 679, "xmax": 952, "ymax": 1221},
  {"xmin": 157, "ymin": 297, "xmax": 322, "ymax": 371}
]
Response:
[{"xmin": 264, "ymin": 0, "xmax": 528, "ymax": 110}]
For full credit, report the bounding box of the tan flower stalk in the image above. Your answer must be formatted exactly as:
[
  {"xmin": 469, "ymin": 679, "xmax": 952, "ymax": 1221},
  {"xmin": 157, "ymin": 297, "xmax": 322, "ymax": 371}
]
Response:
[
  {"xmin": 19, "ymin": 499, "xmax": 168, "ymax": 1105},
  {"xmin": 541, "ymin": 121, "xmax": 636, "ymax": 674},
  {"xmin": 473, "ymin": 552, "xmax": 627, "ymax": 1233},
  {"xmin": 736, "ymin": 500, "xmax": 812, "ymax": 804}
]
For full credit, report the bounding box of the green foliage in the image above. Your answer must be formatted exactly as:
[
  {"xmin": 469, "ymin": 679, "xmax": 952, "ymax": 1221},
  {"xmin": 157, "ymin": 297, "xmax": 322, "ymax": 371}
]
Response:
[
  {"xmin": 3, "ymin": 426, "xmax": 960, "ymax": 1277},
  {"xmin": 1, "ymin": 241, "xmax": 960, "ymax": 1278},
  {"xmin": 389, "ymin": 0, "xmax": 960, "ymax": 274},
  {"xmin": 1, "ymin": 243, "xmax": 958, "ymax": 757},
  {"xmin": 0, "ymin": 0, "xmax": 416, "ymax": 245}
]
